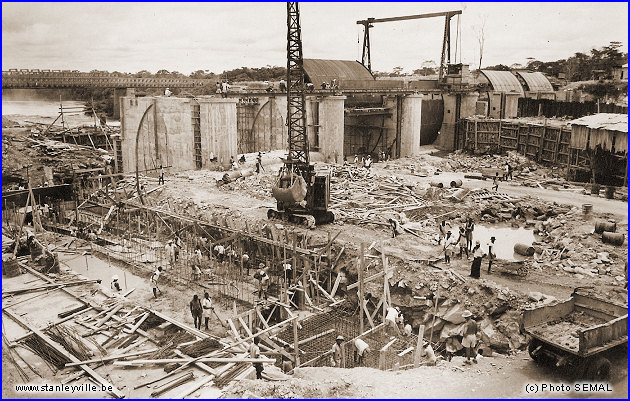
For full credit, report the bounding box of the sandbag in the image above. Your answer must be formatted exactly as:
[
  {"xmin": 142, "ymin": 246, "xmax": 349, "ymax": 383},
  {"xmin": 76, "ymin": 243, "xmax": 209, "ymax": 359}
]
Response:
[{"xmin": 272, "ymin": 176, "xmax": 307, "ymax": 204}]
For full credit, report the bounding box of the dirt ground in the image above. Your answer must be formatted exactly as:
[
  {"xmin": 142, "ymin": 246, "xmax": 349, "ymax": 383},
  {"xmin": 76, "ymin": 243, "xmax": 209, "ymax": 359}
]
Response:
[{"xmin": 3, "ymin": 113, "xmax": 628, "ymax": 398}]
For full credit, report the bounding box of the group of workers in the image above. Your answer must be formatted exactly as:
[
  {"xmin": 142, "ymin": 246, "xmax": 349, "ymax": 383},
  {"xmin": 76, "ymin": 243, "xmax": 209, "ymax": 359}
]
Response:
[{"xmin": 437, "ymin": 218, "xmax": 497, "ymax": 277}]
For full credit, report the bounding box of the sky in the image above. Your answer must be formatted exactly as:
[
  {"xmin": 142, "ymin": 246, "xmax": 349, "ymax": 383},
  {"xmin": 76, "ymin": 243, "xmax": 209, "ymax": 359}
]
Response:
[{"xmin": 2, "ymin": 2, "xmax": 628, "ymax": 74}]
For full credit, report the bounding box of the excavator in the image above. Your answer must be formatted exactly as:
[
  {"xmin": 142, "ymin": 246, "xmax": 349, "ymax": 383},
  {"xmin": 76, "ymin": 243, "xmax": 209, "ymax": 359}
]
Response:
[{"xmin": 268, "ymin": 2, "xmax": 334, "ymax": 228}]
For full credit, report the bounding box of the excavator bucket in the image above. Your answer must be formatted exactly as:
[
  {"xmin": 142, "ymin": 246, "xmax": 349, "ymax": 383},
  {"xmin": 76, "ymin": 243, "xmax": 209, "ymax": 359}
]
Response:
[{"xmin": 272, "ymin": 175, "xmax": 307, "ymax": 204}]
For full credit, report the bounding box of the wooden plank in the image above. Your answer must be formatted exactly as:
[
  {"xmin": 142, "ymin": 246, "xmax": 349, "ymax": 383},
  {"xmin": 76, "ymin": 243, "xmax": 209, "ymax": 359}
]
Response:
[
  {"xmin": 363, "ymin": 299, "xmax": 375, "ymax": 329},
  {"xmin": 414, "ymin": 325, "xmax": 425, "ymax": 367},
  {"xmin": 149, "ymin": 308, "xmax": 211, "ymax": 340},
  {"xmin": 371, "ymin": 296, "xmax": 384, "ymax": 321},
  {"xmin": 381, "ymin": 338, "xmax": 397, "ymax": 352},
  {"xmin": 64, "ymin": 348, "xmax": 159, "ymax": 367},
  {"xmin": 114, "ymin": 357, "xmax": 276, "ymax": 366},
  {"xmin": 94, "ymin": 303, "xmax": 123, "ymax": 328},
  {"xmin": 125, "ymin": 312, "xmax": 149, "ymax": 334},
  {"xmin": 298, "ymin": 328, "xmax": 336, "ymax": 346},
  {"xmin": 3, "ymin": 308, "xmax": 124, "ymax": 398},
  {"xmin": 329, "ymin": 273, "xmax": 342, "ymax": 298},
  {"xmin": 255, "ymin": 307, "xmax": 270, "ymax": 330},
  {"xmin": 238, "ymin": 317, "xmax": 253, "ymax": 337},
  {"xmin": 228, "ymin": 319, "xmax": 242, "ymax": 340},
  {"xmin": 310, "ymin": 278, "xmax": 335, "ymax": 302},
  {"xmin": 347, "ymin": 270, "xmax": 384, "ymax": 290}
]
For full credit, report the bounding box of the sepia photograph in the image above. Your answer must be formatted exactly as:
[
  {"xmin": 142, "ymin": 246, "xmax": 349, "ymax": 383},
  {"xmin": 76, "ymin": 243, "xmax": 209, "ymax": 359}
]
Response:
[{"xmin": 2, "ymin": 1, "xmax": 627, "ymax": 399}]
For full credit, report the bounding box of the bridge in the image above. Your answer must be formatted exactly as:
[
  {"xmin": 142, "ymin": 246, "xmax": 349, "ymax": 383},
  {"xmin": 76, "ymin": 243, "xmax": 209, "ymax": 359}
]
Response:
[{"xmin": 2, "ymin": 69, "xmax": 207, "ymax": 89}]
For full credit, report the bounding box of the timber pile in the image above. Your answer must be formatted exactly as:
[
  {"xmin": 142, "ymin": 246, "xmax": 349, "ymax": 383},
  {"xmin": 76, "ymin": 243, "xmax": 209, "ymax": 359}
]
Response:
[
  {"xmin": 180, "ymin": 337, "xmax": 222, "ymax": 357},
  {"xmin": 47, "ymin": 325, "xmax": 103, "ymax": 361},
  {"xmin": 330, "ymin": 173, "xmax": 424, "ymax": 226}
]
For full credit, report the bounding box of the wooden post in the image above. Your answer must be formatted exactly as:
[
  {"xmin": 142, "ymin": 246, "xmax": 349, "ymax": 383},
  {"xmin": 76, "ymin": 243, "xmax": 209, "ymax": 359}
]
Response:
[
  {"xmin": 293, "ymin": 318, "xmax": 300, "ymax": 366},
  {"xmin": 474, "ymin": 119, "xmax": 478, "ymax": 151},
  {"xmin": 381, "ymin": 246, "xmax": 388, "ymax": 324},
  {"xmin": 359, "ymin": 243, "xmax": 365, "ymax": 335},
  {"xmin": 414, "ymin": 325, "xmax": 425, "ymax": 367}
]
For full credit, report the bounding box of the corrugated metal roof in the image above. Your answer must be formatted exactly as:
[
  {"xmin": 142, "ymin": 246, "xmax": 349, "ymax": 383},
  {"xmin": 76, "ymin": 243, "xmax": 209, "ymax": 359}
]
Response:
[
  {"xmin": 480, "ymin": 70, "xmax": 524, "ymax": 96},
  {"xmin": 303, "ymin": 59, "xmax": 374, "ymax": 87},
  {"xmin": 570, "ymin": 113, "xmax": 628, "ymax": 133},
  {"xmin": 516, "ymin": 71, "xmax": 554, "ymax": 92}
]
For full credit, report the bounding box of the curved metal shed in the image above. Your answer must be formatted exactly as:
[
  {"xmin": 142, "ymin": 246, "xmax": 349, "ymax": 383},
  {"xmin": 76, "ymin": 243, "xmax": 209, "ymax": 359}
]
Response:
[
  {"xmin": 480, "ymin": 70, "xmax": 524, "ymax": 96},
  {"xmin": 516, "ymin": 71, "xmax": 554, "ymax": 92},
  {"xmin": 303, "ymin": 59, "xmax": 374, "ymax": 88}
]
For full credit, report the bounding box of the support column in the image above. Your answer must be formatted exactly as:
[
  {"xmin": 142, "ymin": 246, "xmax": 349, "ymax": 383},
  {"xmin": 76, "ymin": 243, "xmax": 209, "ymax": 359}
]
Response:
[
  {"xmin": 315, "ymin": 95, "xmax": 346, "ymax": 163},
  {"xmin": 399, "ymin": 94, "xmax": 423, "ymax": 157},
  {"xmin": 112, "ymin": 87, "xmax": 132, "ymax": 120}
]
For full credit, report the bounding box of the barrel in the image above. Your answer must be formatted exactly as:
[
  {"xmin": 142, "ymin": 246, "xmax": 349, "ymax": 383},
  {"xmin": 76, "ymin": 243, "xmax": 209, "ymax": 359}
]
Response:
[
  {"xmin": 591, "ymin": 184, "xmax": 601, "ymax": 195},
  {"xmin": 594, "ymin": 220, "xmax": 617, "ymax": 234},
  {"xmin": 582, "ymin": 204, "xmax": 593, "ymax": 215},
  {"xmin": 430, "ymin": 181, "xmax": 444, "ymax": 188},
  {"xmin": 514, "ymin": 243, "xmax": 535, "ymax": 256},
  {"xmin": 450, "ymin": 179, "xmax": 463, "ymax": 188},
  {"xmin": 605, "ymin": 186, "xmax": 615, "ymax": 199},
  {"xmin": 602, "ymin": 232, "xmax": 625, "ymax": 246}
]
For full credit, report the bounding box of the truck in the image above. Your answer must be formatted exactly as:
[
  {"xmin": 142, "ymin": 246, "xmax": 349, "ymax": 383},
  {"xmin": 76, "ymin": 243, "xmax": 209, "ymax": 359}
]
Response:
[{"xmin": 523, "ymin": 287, "xmax": 627, "ymax": 381}]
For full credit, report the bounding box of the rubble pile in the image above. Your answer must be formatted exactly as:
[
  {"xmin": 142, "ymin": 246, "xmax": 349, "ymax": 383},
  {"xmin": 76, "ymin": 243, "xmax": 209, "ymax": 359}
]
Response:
[{"xmin": 2, "ymin": 127, "xmax": 110, "ymax": 188}]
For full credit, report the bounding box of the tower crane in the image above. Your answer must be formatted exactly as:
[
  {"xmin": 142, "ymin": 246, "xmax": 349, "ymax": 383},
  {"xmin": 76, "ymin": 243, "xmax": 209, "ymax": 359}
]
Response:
[{"xmin": 268, "ymin": 2, "xmax": 334, "ymax": 228}]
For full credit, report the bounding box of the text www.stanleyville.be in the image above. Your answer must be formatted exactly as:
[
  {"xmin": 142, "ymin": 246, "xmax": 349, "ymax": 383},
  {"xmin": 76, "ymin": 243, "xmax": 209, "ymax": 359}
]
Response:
[{"xmin": 15, "ymin": 383, "xmax": 114, "ymax": 393}]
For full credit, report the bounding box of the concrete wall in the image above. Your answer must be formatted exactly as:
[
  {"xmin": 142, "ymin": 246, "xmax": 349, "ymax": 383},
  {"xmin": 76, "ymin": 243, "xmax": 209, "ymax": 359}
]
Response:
[
  {"xmin": 199, "ymin": 98, "xmax": 238, "ymax": 167},
  {"xmin": 399, "ymin": 95, "xmax": 422, "ymax": 157},
  {"xmin": 436, "ymin": 92, "xmax": 479, "ymax": 151},
  {"xmin": 120, "ymin": 96, "xmax": 238, "ymax": 173},
  {"xmin": 317, "ymin": 96, "xmax": 345, "ymax": 163}
]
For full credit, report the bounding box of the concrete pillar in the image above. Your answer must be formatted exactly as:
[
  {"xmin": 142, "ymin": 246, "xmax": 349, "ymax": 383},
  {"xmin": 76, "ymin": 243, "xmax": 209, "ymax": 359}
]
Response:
[
  {"xmin": 399, "ymin": 94, "xmax": 423, "ymax": 158},
  {"xmin": 437, "ymin": 92, "xmax": 479, "ymax": 151},
  {"xmin": 112, "ymin": 88, "xmax": 131, "ymax": 120},
  {"xmin": 316, "ymin": 95, "xmax": 346, "ymax": 163}
]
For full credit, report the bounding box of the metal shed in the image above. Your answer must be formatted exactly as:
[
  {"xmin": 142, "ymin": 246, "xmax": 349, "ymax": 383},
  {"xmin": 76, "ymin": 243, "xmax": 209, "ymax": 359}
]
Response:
[
  {"xmin": 479, "ymin": 70, "xmax": 524, "ymax": 96},
  {"xmin": 570, "ymin": 113, "xmax": 628, "ymax": 153},
  {"xmin": 303, "ymin": 59, "xmax": 374, "ymax": 88},
  {"xmin": 516, "ymin": 71, "xmax": 554, "ymax": 92}
]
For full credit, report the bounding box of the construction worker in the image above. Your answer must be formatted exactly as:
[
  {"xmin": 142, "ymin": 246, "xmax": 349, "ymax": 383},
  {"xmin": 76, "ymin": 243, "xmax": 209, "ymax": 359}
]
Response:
[
  {"xmin": 281, "ymin": 344, "xmax": 293, "ymax": 373},
  {"xmin": 443, "ymin": 231, "xmax": 456, "ymax": 264},
  {"xmin": 487, "ymin": 236, "xmax": 496, "ymax": 273},
  {"xmin": 111, "ymin": 275, "xmax": 121, "ymax": 292},
  {"xmin": 256, "ymin": 152, "xmax": 264, "ymax": 173},
  {"xmin": 465, "ymin": 218, "xmax": 475, "ymax": 252},
  {"xmin": 190, "ymin": 294, "xmax": 203, "ymax": 330},
  {"xmin": 249, "ymin": 337, "xmax": 264, "ymax": 379},
  {"xmin": 385, "ymin": 306, "xmax": 401, "ymax": 335},
  {"xmin": 158, "ymin": 165, "xmax": 165, "ymax": 185},
  {"xmin": 461, "ymin": 310, "xmax": 478, "ymax": 364},
  {"xmin": 150, "ymin": 266, "xmax": 162, "ymax": 298},
  {"xmin": 353, "ymin": 338, "xmax": 370, "ymax": 365},
  {"xmin": 282, "ymin": 262, "xmax": 293, "ymax": 284},
  {"xmin": 504, "ymin": 163, "xmax": 510, "ymax": 181},
  {"xmin": 165, "ymin": 240, "xmax": 175, "ymax": 267},
  {"xmin": 331, "ymin": 335, "xmax": 344, "ymax": 367},
  {"xmin": 470, "ymin": 241, "xmax": 483, "ymax": 279},
  {"xmin": 214, "ymin": 244, "xmax": 225, "ymax": 263},
  {"xmin": 492, "ymin": 172, "xmax": 499, "ymax": 191},
  {"xmin": 242, "ymin": 253, "xmax": 250, "ymax": 275},
  {"xmin": 388, "ymin": 218, "xmax": 402, "ymax": 238},
  {"xmin": 164, "ymin": 88, "xmax": 172, "ymax": 96},
  {"xmin": 458, "ymin": 226, "xmax": 468, "ymax": 259},
  {"xmin": 191, "ymin": 264, "xmax": 202, "ymax": 281},
  {"xmin": 279, "ymin": 79, "xmax": 287, "ymax": 92},
  {"xmin": 257, "ymin": 268, "xmax": 270, "ymax": 300},
  {"xmin": 201, "ymin": 292, "xmax": 213, "ymax": 330}
]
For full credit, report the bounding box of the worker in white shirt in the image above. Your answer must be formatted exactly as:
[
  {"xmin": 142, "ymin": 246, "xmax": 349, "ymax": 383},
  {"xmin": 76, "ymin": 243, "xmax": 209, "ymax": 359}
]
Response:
[
  {"xmin": 487, "ymin": 236, "xmax": 496, "ymax": 273},
  {"xmin": 165, "ymin": 240, "xmax": 175, "ymax": 267},
  {"xmin": 331, "ymin": 335, "xmax": 345, "ymax": 367},
  {"xmin": 201, "ymin": 292, "xmax": 213, "ymax": 330},
  {"xmin": 249, "ymin": 337, "xmax": 264, "ymax": 379},
  {"xmin": 111, "ymin": 275, "xmax": 121, "ymax": 292},
  {"xmin": 150, "ymin": 266, "xmax": 162, "ymax": 298},
  {"xmin": 385, "ymin": 306, "xmax": 401, "ymax": 335},
  {"xmin": 353, "ymin": 338, "xmax": 371, "ymax": 365}
]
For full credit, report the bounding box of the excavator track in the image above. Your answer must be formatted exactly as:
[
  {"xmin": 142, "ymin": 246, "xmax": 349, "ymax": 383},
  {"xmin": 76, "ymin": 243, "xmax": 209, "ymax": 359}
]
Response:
[{"xmin": 267, "ymin": 209, "xmax": 334, "ymax": 228}]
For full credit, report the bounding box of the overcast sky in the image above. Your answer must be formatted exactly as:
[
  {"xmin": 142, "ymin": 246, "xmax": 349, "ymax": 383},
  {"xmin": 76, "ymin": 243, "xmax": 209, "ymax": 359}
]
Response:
[{"xmin": 2, "ymin": 2, "xmax": 628, "ymax": 74}]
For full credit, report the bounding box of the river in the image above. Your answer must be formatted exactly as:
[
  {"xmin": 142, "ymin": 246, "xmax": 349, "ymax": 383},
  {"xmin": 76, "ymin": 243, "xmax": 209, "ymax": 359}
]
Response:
[{"xmin": 2, "ymin": 88, "xmax": 95, "ymax": 125}]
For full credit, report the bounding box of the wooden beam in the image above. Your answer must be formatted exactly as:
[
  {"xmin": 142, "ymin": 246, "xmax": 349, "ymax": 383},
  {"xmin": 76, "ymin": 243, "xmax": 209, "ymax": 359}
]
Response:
[
  {"xmin": 126, "ymin": 312, "xmax": 149, "ymax": 334},
  {"xmin": 3, "ymin": 308, "xmax": 124, "ymax": 398},
  {"xmin": 359, "ymin": 243, "xmax": 365, "ymax": 334},
  {"xmin": 363, "ymin": 299, "xmax": 375, "ymax": 329},
  {"xmin": 347, "ymin": 270, "xmax": 384, "ymax": 290},
  {"xmin": 310, "ymin": 277, "xmax": 335, "ymax": 302},
  {"xmin": 64, "ymin": 348, "xmax": 159, "ymax": 367},
  {"xmin": 330, "ymin": 274, "xmax": 342, "ymax": 298},
  {"xmin": 298, "ymin": 328, "xmax": 336, "ymax": 346},
  {"xmin": 94, "ymin": 303, "xmax": 123, "ymax": 328},
  {"xmin": 114, "ymin": 357, "xmax": 276, "ymax": 366},
  {"xmin": 414, "ymin": 325, "xmax": 425, "ymax": 367}
]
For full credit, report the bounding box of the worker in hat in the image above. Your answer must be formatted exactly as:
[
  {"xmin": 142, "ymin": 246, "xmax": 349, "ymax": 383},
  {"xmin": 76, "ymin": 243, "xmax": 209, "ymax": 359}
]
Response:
[
  {"xmin": 257, "ymin": 265, "xmax": 269, "ymax": 300},
  {"xmin": 164, "ymin": 240, "xmax": 175, "ymax": 267},
  {"xmin": 470, "ymin": 240, "xmax": 484, "ymax": 278},
  {"xmin": 331, "ymin": 335, "xmax": 345, "ymax": 367},
  {"xmin": 443, "ymin": 230, "xmax": 456, "ymax": 264},
  {"xmin": 111, "ymin": 275, "xmax": 121, "ymax": 292},
  {"xmin": 487, "ymin": 236, "xmax": 497, "ymax": 274},
  {"xmin": 461, "ymin": 310, "xmax": 478, "ymax": 364}
]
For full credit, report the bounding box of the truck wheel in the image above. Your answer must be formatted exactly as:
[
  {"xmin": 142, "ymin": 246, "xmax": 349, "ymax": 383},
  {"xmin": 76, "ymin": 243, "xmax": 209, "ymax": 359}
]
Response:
[
  {"xmin": 528, "ymin": 339, "xmax": 543, "ymax": 363},
  {"xmin": 585, "ymin": 357, "xmax": 611, "ymax": 381}
]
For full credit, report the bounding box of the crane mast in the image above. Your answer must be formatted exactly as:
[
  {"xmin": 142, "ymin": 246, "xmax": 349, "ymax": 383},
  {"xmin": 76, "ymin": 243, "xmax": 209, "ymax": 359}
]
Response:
[
  {"xmin": 268, "ymin": 2, "xmax": 334, "ymax": 227},
  {"xmin": 286, "ymin": 2, "xmax": 309, "ymax": 166}
]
